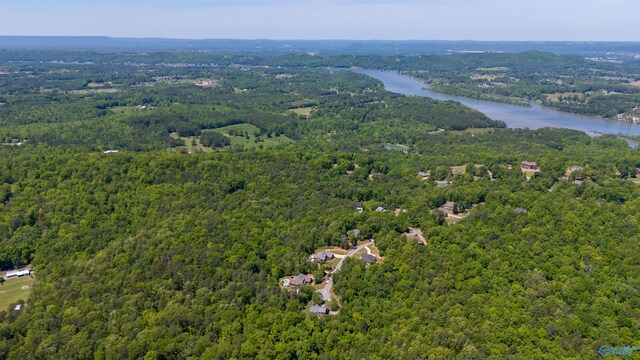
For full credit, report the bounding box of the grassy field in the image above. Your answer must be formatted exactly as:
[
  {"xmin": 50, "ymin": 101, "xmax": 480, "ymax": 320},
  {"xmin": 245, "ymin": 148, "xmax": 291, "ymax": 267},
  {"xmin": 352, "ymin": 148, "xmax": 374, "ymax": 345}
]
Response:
[
  {"xmin": 384, "ymin": 143, "xmax": 410, "ymax": 153},
  {"xmin": 108, "ymin": 105, "xmax": 154, "ymax": 116},
  {"xmin": 169, "ymin": 133, "xmax": 214, "ymax": 154},
  {"xmin": 0, "ymin": 276, "xmax": 34, "ymax": 311},
  {"xmin": 169, "ymin": 123, "xmax": 294, "ymax": 153},
  {"xmin": 70, "ymin": 88, "xmax": 119, "ymax": 95},
  {"xmin": 288, "ymin": 107, "xmax": 314, "ymax": 116},
  {"xmin": 205, "ymin": 123, "xmax": 294, "ymax": 149}
]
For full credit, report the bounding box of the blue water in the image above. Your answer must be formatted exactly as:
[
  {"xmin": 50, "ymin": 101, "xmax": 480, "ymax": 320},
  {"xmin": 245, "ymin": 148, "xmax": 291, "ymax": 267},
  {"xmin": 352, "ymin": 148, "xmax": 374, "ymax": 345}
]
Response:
[{"xmin": 357, "ymin": 69, "xmax": 640, "ymax": 147}]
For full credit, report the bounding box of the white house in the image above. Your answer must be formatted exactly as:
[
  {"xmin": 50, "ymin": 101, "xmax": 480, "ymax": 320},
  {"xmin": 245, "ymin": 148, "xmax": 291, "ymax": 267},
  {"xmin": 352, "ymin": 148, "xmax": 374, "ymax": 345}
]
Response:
[{"xmin": 5, "ymin": 269, "xmax": 31, "ymax": 279}]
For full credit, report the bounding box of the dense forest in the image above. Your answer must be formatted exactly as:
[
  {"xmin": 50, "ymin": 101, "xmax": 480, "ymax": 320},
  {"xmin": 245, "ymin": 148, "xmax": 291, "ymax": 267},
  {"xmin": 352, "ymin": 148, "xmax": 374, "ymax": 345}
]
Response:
[{"xmin": 0, "ymin": 51, "xmax": 639, "ymax": 359}]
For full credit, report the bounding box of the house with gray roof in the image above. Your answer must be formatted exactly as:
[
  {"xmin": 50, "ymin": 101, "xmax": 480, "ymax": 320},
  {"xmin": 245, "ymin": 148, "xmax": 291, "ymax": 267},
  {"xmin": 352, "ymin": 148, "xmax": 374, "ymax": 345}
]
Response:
[
  {"xmin": 310, "ymin": 304, "xmax": 329, "ymax": 314},
  {"xmin": 361, "ymin": 253, "xmax": 377, "ymax": 264},
  {"xmin": 311, "ymin": 252, "xmax": 335, "ymax": 262},
  {"xmin": 288, "ymin": 273, "xmax": 313, "ymax": 287}
]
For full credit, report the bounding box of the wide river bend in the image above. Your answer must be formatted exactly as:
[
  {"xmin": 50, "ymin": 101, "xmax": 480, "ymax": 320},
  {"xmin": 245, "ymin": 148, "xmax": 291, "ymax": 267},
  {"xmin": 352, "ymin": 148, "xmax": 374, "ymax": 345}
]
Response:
[{"xmin": 356, "ymin": 69, "xmax": 640, "ymax": 147}]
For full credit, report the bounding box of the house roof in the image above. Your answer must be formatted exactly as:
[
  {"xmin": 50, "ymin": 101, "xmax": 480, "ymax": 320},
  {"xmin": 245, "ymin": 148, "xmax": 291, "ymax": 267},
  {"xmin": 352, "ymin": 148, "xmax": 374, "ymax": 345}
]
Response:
[
  {"xmin": 313, "ymin": 252, "xmax": 335, "ymax": 261},
  {"xmin": 289, "ymin": 273, "xmax": 312, "ymax": 286},
  {"xmin": 353, "ymin": 229, "xmax": 361, "ymax": 237},
  {"xmin": 361, "ymin": 253, "xmax": 377, "ymax": 264},
  {"xmin": 521, "ymin": 161, "xmax": 538, "ymax": 166},
  {"xmin": 514, "ymin": 207, "xmax": 527, "ymax": 213},
  {"xmin": 375, "ymin": 206, "xmax": 386, "ymax": 212},
  {"xmin": 443, "ymin": 201, "xmax": 455, "ymax": 209},
  {"xmin": 5, "ymin": 269, "xmax": 30, "ymax": 277},
  {"xmin": 310, "ymin": 304, "xmax": 329, "ymax": 314}
]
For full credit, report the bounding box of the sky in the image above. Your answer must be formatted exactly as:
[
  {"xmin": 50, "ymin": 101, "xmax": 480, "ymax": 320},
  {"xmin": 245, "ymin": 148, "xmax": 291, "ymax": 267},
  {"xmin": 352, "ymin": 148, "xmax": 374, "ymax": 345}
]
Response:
[{"xmin": 0, "ymin": 0, "xmax": 639, "ymax": 41}]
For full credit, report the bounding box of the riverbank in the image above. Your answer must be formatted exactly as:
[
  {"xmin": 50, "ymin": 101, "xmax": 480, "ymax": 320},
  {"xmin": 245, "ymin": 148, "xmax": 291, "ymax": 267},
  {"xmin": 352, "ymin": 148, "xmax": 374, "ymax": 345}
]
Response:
[{"xmin": 355, "ymin": 69, "xmax": 640, "ymax": 141}]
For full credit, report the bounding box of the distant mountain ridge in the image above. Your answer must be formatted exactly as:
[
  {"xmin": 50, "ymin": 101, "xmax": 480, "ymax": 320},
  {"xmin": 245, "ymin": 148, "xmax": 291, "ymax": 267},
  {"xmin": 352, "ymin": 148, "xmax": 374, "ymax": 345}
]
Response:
[{"xmin": 1, "ymin": 36, "xmax": 640, "ymax": 56}]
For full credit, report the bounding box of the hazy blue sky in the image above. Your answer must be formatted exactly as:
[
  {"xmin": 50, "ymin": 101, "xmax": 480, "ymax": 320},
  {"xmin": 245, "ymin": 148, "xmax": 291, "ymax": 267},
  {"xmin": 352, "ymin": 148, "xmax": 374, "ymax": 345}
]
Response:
[{"xmin": 1, "ymin": 0, "xmax": 638, "ymax": 40}]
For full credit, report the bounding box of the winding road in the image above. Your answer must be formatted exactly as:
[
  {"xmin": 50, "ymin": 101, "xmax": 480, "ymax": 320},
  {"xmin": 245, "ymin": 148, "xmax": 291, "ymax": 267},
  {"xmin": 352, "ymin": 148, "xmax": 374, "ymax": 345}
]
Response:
[{"xmin": 319, "ymin": 241, "xmax": 374, "ymax": 301}]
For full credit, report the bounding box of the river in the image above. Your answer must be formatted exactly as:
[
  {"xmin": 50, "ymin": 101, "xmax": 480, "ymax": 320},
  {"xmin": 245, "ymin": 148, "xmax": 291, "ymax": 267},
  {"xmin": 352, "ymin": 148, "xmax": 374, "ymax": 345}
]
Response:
[{"xmin": 356, "ymin": 69, "xmax": 640, "ymax": 147}]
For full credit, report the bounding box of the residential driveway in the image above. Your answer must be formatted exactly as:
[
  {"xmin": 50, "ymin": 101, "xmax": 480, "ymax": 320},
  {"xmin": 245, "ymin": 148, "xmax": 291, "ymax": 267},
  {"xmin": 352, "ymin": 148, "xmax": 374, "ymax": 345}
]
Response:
[
  {"xmin": 319, "ymin": 240, "xmax": 374, "ymax": 301},
  {"xmin": 319, "ymin": 278, "xmax": 333, "ymax": 301},
  {"xmin": 334, "ymin": 241, "xmax": 373, "ymax": 272}
]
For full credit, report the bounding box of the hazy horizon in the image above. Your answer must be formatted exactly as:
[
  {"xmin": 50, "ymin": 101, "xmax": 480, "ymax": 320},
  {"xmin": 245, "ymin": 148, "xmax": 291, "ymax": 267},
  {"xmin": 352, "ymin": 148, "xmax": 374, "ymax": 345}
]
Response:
[
  {"xmin": 2, "ymin": 36, "xmax": 640, "ymax": 43},
  {"xmin": 1, "ymin": 0, "xmax": 639, "ymax": 41}
]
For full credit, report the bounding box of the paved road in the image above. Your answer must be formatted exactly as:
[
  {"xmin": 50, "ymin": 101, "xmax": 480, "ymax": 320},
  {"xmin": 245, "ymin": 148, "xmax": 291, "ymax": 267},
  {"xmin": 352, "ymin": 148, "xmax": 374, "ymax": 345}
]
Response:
[{"xmin": 319, "ymin": 241, "xmax": 374, "ymax": 301}]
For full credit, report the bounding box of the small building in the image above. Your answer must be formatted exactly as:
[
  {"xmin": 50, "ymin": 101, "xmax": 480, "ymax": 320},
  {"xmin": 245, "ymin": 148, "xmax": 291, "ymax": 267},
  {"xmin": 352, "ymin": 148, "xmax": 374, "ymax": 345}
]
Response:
[
  {"xmin": 14, "ymin": 304, "xmax": 21, "ymax": 311},
  {"xmin": 355, "ymin": 202, "xmax": 363, "ymax": 212},
  {"xmin": 353, "ymin": 229, "xmax": 361, "ymax": 239},
  {"xmin": 361, "ymin": 253, "xmax": 377, "ymax": 264},
  {"xmin": 10, "ymin": 138, "xmax": 20, "ymax": 144},
  {"xmin": 288, "ymin": 273, "xmax": 313, "ymax": 287},
  {"xmin": 103, "ymin": 150, "xmax": 119, "ymax": 154},
  {"xmin": 521, "ymin": 161, "xmax": 539, "ymax": 171},
  {"xmin": 5, "ymin": 269, "xmax": 31, "ymax": 279},
  {"xmin": 375, "ymin": 206, "xmax": 386, "ymax": 212},
  {"xmin": 310, "ymin": 304, "xmax": 329, "ymax": 314},
  {"xmin": 442, "ymin": 201, "xmax": 455, "ymax": 214},
  {"xmin": 310, "ymin": 252, "xmax": 335, "ymax": 262},
  {"xmin": 418, "ymin": 171, "xmax": 429, "ymax": 180},
  {"xmin": 514, "ymin": 207, "xmax": 528, "ymax": 214}
]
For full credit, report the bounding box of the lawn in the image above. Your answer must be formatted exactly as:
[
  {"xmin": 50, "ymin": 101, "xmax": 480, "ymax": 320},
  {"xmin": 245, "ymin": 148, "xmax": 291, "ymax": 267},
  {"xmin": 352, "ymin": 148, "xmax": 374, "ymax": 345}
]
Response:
[
  {"xmin": 108, "ymin": 105, "xmax": 150, "ymax": 116},
  {"xmin": 0, "ymin": 276, "xmax": 34, "ymax": 311},
  {"xmin": 169, "ymin": 133, "xmax": 213, "ymax": 154},
  {"xmin": 204, "ymin": 123, "xmax": 294, "ymax": 149},
  {"xmin": 288, "ymin": 107, "xmax": 314, "ymax": 116},
  {"xmin": 168, "ymin": 123, "xmax": 294, "ymax": 153},
  {"xmin": 324, "ymin": 258, "xmax": 342, "ymax": 269}
]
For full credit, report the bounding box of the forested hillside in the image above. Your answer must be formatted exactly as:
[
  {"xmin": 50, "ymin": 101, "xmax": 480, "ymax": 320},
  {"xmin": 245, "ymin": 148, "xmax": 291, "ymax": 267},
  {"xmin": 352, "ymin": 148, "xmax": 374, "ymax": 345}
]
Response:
[{"xmin": 0, "ymin": 51, "xmax": 639, "ymax": 359}]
